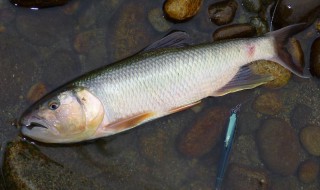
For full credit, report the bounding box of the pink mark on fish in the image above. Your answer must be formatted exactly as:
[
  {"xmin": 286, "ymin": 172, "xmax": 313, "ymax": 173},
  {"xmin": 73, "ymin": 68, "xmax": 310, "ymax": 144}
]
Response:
[{"xmin": 246, "ymin": 43, "xmax": 255, "ymax": 58}]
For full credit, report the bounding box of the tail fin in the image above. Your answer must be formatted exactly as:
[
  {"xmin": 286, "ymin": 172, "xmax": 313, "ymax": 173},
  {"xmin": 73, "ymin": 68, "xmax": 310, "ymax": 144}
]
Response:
[{"xmin": 267, "ymin": 23, "xmax": 310, "ymax": 78}]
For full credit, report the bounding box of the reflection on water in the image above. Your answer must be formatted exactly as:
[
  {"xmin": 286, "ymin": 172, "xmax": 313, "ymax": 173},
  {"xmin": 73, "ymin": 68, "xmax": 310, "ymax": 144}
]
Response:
[{"xmin": 0, "ymin": 0, "xmax": 320, "ymax": 189}]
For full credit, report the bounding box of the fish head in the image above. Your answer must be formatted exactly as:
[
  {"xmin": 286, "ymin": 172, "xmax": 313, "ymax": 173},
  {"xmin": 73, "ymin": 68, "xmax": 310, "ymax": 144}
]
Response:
[{"xmin": 20, "ymin": 87, "xmax": 105, "ymax": 143}]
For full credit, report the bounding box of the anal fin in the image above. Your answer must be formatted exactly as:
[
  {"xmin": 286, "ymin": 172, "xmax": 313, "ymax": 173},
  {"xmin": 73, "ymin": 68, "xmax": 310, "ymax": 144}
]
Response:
[{"xmin": 213, "ymin": 64, "xmax": 274, "ymax": 96}]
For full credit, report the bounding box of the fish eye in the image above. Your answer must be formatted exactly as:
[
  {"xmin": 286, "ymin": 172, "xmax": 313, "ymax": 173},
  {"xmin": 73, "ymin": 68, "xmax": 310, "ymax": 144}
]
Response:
[{"xmin": 48, "ymin": 100, "xmax": 60, "ymax": 110}]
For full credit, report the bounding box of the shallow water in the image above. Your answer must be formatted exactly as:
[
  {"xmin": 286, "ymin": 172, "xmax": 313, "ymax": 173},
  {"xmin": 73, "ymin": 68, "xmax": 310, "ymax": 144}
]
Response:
[{"xmin": 0, "ymin": 0, "xmax": 320, "ymax": 189}]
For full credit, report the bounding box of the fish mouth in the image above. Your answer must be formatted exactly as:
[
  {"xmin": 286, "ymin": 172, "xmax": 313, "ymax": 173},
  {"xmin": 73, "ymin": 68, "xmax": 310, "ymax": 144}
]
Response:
[{"xmin": 25, "ymin": 122, "xmax": 48, "ymax": 130}]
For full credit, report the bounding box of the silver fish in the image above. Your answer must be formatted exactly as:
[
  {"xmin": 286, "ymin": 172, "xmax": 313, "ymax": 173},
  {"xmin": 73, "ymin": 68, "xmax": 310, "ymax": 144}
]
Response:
[{"xmin": 20, "ymin": 24, "xmax": 308, "ymax": 143}]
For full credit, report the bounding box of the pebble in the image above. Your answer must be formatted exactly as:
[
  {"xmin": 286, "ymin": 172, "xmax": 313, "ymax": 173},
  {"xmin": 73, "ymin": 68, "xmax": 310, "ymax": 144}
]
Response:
[
  {"xmin": 250, "ymin": 17, "xmax": 268, "ymax": 35},
  {"xmin": 298, "ymin": 159, "xmax": 319, "ymax": 183},
  {"xmin": 250, "ymin": 60, "xmax": 291, "ymax": 88},
  {"xmin": 178, "ymin": 106, "xmax": 229, "ymax": 158},
  {"xmin": 310, "ymin": 37, "xmax": 320, "ymax": 77},
  {"xmin": 148, "ymin": 8, "xmax": 172, "ymax": 32},
  {"xmin": 300, "ymin": 125, "xmax": 320, "ymax": 156},
  {"xmin": 212, "ymin": 24, "xmax": 256, "ymax": 41},
  {"xmin": 256, "ymin": 119, "xmax": 301, "ymax": 176},
  {"xmin": 3, "ymin": 141, "xmax": 102, "ymax": 189},
  {"xmin": 164, "ymin": 0, "xmax": 202, "ymax": 21},
  {"xmin": 273, "ymin": 0, "xmax": 320, "ymax": 28},
  {"xmin": 242, "ymin": 0, "xmax": 262, "ymax": 13},
  {"xmin": 252, "ymin": 92, "xmax": 282, "ymax": 115},
  {"xmin": 26, "ymin": 82, "xmax": 47, "ymax": 103},
  {"xmin": 208, "ymin": 0, "xmax": 238, "ymax": 26},
  {"xmin": 9, "ymin": 0, "xmax": 68, "ymax": 8},
  {"xmin": 224, "ymin": 164, "xmax": 269, "ymax": 190},
  {"xmin": 290, "ymin": 104, "xmax": 312, "ymax": 129}
]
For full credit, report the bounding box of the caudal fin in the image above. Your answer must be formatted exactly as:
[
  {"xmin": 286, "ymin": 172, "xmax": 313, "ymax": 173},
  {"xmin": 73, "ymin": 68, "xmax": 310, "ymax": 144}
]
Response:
[{"xmin": 267, "ymin": 23, "xmax": 310, "ymax": 78}]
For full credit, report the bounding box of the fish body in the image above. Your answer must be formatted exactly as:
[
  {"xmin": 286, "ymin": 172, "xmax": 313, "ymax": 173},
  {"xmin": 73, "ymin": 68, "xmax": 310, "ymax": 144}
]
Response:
[{"xmin": 20, "ymin": 24, "xmax": 307, "ymax": 143}]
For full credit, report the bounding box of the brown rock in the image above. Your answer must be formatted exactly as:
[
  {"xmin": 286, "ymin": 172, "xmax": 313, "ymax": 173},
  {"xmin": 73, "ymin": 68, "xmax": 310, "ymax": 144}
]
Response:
[
  {"xmin": 26, "ymin": 82, "xmax": 47, "ymax": 103},
  {"xmin": 310, "ymin": 37, "xmax": 320, "ymax": 77},
  {"xmin": 250, "ymin": 60, "xmax": 291, "ymax": 88},
  {"xmin": 178, "ymin": 106, "xmax": 229, "ymax": 158},
  {"xmin": 212, "ymin": 24, "xmax": 256, "ymax": 41},
  {"xmin": 298, "ymin": 159, "xmax": 319, "ymax": 183},
  {"xmin": 256, "ymin": 119, "xmax": 301, "ymax": 176},
  {"xmin": 164, "ymin": 0, "xmax": 202, "ymax": 21},
  {"xmin": 290, "ymin": 104, "xmax": 312, "ymax": 129},
  {"xmin": 300, "ymin": 125, "xmax": 320, "ymax": 156},
  {"xmin": 252, "ymin": 92, "xmax": 282, "ymax": 115},
  {"xmin": 273, "ymin": 0, "xmax": 320, "ymax": 28},
  {"xmin": 224, "ymin": 164, "xmax": 269, "ymax": 190},
  {"xmin": 208, "ymin": 0, "xmax": 238, "ymax": 26}
]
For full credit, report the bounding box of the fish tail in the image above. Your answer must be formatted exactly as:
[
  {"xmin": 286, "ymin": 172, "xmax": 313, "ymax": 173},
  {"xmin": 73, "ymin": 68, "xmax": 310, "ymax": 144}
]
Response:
[{"xmin": 267, "ymin": 23, "xmax": 310, "ymax": 78}]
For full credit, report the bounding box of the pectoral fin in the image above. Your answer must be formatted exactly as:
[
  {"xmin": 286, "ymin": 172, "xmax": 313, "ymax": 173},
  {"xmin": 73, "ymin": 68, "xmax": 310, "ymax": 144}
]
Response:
[
  {"xmin": 108, "ymin": 112, "xmax": 155, "ymax": 132},
  {"xmin": 213, "ymin": 65, "xmax": 274, "ymax": 96}
]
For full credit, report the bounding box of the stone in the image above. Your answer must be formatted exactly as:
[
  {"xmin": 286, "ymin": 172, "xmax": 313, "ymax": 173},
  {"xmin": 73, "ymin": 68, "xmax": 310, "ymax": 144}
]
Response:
[
  {"xmin": 74, "ymin": 29, "xmax": 106, "ymax": 54},
  {"xmin": 178, "ymin": 106, "xmax": 229, "ymax": 158},
  {"xmin": 290, "ymin": 104, "xmax": 312, "ymax": 129},
  {"xmin": 26, "ymin": 82, "xmax": 47, "ymax": 103},
  {"xmin": 256, "ymin": 119, "xmax": 301, "ymax": 176},
  {"xmin": 250, "ymin": 60, "xmax": 291, "ymax": 88},
  {"xmin": 252, "ymin": 92, "xmax": 282, "ymax": 115},
  {"xmin": 164, "ymin": 0, "xmax": 202, "ymax": 21},
  {"xmin": 224, "ymin": 164, "xmax": 269, "ymax": 190},
  {"xmin": 212, "ymin": 24, "xmax": 256, "ymax": 41},
  {"xmin": 242, "ymin": 0, "xmax": 262, "ymax": 13},
  {"xmin": 148, "ymin": 8, "xmax": 172, "ymax": 32},
  {"xmin": 310, "ymin": 37, "xmax": 320, "ymax": 77},
  {"xmin": 273, "ymin": 0, "xmax": 320, "ymax": 28},
  {"xmin": 3, "ymin": 141, "xmax": 102, "ymax": 189},
  {"xmin": 250, "ymin": 17, "xmax": 268, "ymax": 35},
  {"xmin": 298, "ymin": 159, "xmax": 319, "ymax": 183},
  {"xmin": 300, "ymin": 125, "xmax": 320, "ymax": 156},
  {"xmin": 9, "ymin": 0, "xmax": 68, "ymax": 8},
  {"xmin": 208, "ymin": 0, "xmax": 238, "ymax": 26}
]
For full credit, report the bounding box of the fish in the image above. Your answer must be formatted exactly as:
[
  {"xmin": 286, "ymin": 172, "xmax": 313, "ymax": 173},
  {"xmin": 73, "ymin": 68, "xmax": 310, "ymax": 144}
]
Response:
[
  {"xmin": 215, "ymin": 104, "xmax": 241, "ymax": 190},
  {"xmin": 19, "ymin": 24, "xmax": 308, "ymax": 143}
]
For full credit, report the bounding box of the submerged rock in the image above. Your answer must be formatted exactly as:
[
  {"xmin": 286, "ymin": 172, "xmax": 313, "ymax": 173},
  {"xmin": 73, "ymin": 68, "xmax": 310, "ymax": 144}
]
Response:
[
  {"xmin": 178, "ymin": 106, "xmax": 229, "ymax": 158},
  {"xmin": 256, "ymin": 119, "xmax": 301, "ymax": 176},
  {"xmin": 310, "ymin": 37, "xmax": 320, "ymax": 77},
  {"xmin": 298, "ymin": 159, "xmax": 319, "ymax": 183},
  {"xmin": 290, "ymin": 104, "xmax": 312, "ymax": 129},
  {"xmin": 242, "ymin": 0, "xmax": 262, "ymax": 13},
  {"xmin": 3, "ymin": 141, "xmax": 101, "ymax": 189},
  {"xmin": 164, "ymin": 0, "xmax": 202, "ymax": 21},
  {"xmin": 26, "ymin": 82, "xmax": 47, "ymax": 103},
  {"xmin": 208, "ymin": 0, "xmax": 238, "ymax": 26},
  {"xmin": 273, "ymin": 0, "xmax": 320, "ymax": 28},
  {"xmin": 250, "ymin": 60, "xmax": 291, "ymax": 88},
  {"xmin": 224, "ymin": 164, "xmax": 269, "ymax": 190},
  {"xmin": 10, "ymin": 0, "xmax": 68, "ymax": 8},
  {"xmin": 212, "ymin": 24, "xmax": 256, "ymax": 41},
  {"xmin": 300, "ymin": 125, "xmax": 320, "ymax": 156},
  {"xmin": 148, "ymin": 8, "xmax": 172, "ymax": 32},
  {"xmin": 252, "ymin": 92, "xmax": 282, "ymax": 115}
]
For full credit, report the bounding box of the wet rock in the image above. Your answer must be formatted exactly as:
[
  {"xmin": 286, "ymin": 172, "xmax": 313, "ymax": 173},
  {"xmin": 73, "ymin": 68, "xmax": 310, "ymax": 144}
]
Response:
[
  {"xmin": 63, "ymin": 1, "xmax": 80, "ymax": 15},
  {"xmin": 310, "ymin": 37, "xmax": 320, "ymax": 77},
  {"xmin": 178, "ymin": 106, "xmax": 229, "ymax": 158},
  {"xmin": 257, "ymin": 119, "xmax": 301, "ymax": 176},
  {"xmin": 208, "ymin": 0, "xmax": 238, "ymax": 26},
  {"xmin": 180, "ymin": 180, "xmax": 212, "ymax": 190},
  {"xmin": 0, "ymin": 36, "xmax": 41, "ymax": 107},
  {"xmin": 298, "ymin": 159, "xmax": 319, "ymax": 183},
  {"xmin": 148, "ymin": 8, "xmax": 172, "ymax": 32},
  {"xmin": 290, "ymin": 104, "xmax": 312, "ymax": 129},
  {"xmin": 273, "ymin": 0, "xmax": 320, "ymax": 28},
  {"xmin": 164, "ymin": 0, "xmax": 202, "ymax": 21},
  {"xmin": 10, "ymin": 0, "xmax": 68, "ymax": 8},
  {"xmin": 107, "ymin": 2, "xmax": 154, "ymax": 61},
  {"xmin": 300, "ymin": 125, "xmax": 320, "ymax": 156},
  {"xmin": 26, "ymin": 82, "xmax": 47, "ymax": 103},
  {"xmin": 212, "ymin": 24, "xmax": 256, "ymax": 41},
  {"xmin": 78, "ymin": 4, "xmax": 97, "ymax": 29},
  {"xmin": 250, "ymin": 17, "xmax": 268, "ymax": 35},
  {"xmin": 0, "ymin": 8, "xmax": 15, "ymax": 24},
  {"xmin": 252, "ymin": 92, "xmax": 282, "ymax": 115},
  {"xmin": 16, "ymin": 12, "xmax": 73, "ymax": 46},
  {"xmin": 242, "ymin": 0, "xmax": 262, "ymax": 13},
  {"xmin": 224, "ymin": 164, "xmax": 269, "ymax": 190},
  {"xmin": 3, "ymin": 141, "xmax": 102, "ymax": 189},
  {"xmin": 74, "ymin": 29, "xmax": 106, "ymax": 54},
  {"xmin": 250, "ymin": 60, "xmax": 291, "ymax": 88},
  {"xmin": 42, "ymin": 50, "xmax": 80, "ymax": 87}
]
